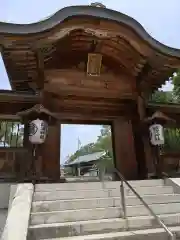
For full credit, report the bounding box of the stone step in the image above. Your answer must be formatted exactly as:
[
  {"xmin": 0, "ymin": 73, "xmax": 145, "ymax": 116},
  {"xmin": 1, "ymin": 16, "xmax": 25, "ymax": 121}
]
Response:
[
  {"xmin": 30, "ymin": 202, "xmax": 180, "ymax": 225},
  {"xmin": 30, "ymin": 207, "xmax": 121, "ymax": 225},
  {"xmin": 35, "ymin": 180, "xmax": 165, "ymax": 192},
  {"xmin": 33, "ymin": 186, "xmax": 173, "ymax": 201},
  {"xmin": 32, "ymin": 194, "xmax": 180, "ymax": 212},
  {"xmin": 40, "ymin": 226, "xmax": 180, "ymax": 240},
  {"xmin": 28, "ymin": 213, "xmax": 180, "ymax": 239},
  {"xmin": 127, "ymin": 202, "xmax": 180, "ymax": 217}
]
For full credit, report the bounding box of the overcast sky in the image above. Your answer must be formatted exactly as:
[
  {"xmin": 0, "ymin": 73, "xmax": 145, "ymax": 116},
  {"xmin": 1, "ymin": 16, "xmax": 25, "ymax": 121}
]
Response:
[{"xmin": 0, "ymin": 0, "xmax": 180, "ymax": 163}]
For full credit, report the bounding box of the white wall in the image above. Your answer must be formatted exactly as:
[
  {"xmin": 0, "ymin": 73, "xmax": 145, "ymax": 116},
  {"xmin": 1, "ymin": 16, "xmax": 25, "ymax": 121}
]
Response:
[{"xmin": 0, "ymin": 183, "xmax": 13, "ymax": 236}]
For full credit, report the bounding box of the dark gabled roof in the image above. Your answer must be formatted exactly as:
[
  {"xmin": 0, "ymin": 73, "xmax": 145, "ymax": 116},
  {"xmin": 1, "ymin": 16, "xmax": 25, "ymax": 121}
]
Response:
[
  {"xmin": 0, "ymin": 5, "xmax": 180, "ymax": 92},
  {"xmin": 0, "ymin": 5, "xmax": 180, "ymax": 58},
  {"xmin": 65, "ymin": 151, "xmax": 106, "ymax": 166}
]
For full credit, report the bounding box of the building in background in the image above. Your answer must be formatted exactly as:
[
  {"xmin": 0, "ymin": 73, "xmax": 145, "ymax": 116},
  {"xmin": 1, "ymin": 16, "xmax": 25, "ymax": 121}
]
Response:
[{"xmin": 64, "ymin": 151, "xmax": 106, "ymax": 176}]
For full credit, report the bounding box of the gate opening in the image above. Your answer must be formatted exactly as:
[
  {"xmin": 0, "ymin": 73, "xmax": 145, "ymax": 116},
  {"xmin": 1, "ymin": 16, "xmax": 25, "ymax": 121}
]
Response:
[{"xmin": 60, "ymin": 124, "xmax": 114, "ymax": 180}]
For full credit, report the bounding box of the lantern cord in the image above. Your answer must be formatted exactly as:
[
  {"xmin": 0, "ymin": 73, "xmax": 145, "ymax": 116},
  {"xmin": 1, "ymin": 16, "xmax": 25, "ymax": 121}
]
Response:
[
  {"xmin": 31, "ymin": 144, "xmax": 37, "ymax": 184},
  {"xmin": 33, "ymin": 144, "xmax": 37, "ymax": 157}
]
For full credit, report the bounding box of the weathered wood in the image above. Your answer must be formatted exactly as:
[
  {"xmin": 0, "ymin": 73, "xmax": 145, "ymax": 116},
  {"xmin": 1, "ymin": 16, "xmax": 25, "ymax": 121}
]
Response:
[
  {"xmin": 1, "ymin": 13, "xmax": 180, "ymax": 92},
  {"xmin": 131, "ymin": 117, "xmax": 147, "ymax": 179},
  {"xmin": 112, "ymin": 117, "xmax": 138, "ymax": 180},
  {"xmin": 143, "ymin": 137, "xmax": 155, "ymax": 175},
  {"xmin": 0, "ymin": 102, "xmax": 38, "ymax": 115},
  {"xmin": 136, "ymin": 94, "xmax": 153, "ymax": 177},
  {"xmin": 1, "ymin": 5, "xmax": 180, "ymax": 181},
  {"xmin": 0, "ymin": 90, "xmax": 40, "ymax": 103},
  {"xmin": 0, "ymin": 114, "xmax": 20, "ymax": 120},
  {"xmin": 45, "ymin": 69, "xmax": 136, "ymax": 99},
  {"xmin": 41, "ymin": 120, "xmax": 60, "ymax": 180},
  {"xmin": 0, "ymin": 148, "xmax": 29, "ymax": 179}
]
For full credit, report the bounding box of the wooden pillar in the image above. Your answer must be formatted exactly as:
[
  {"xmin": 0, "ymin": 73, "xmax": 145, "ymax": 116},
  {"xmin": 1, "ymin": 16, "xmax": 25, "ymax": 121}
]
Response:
[
  {"xmin": 137, "ymin": 95, "xmax": 146, "ymax": 120},
  {"xmin": 143, "ymin": 136, "xmax": 155, "ymax": 175},
  {"xmin": 38, "ymin": 90, "xmax": 60, "ymax": 181},
  {"xmin": 137, "ymin": 95, "xmax": 154, "ymax": 177},
  {"xmin": 112, "ymin": 117, "xmax": 138, "ymax": 180},
  {"xmin": 41, "ymin": 119, "xmax": 60, "ymax": 180},
  {"xmin": 15, "ymin": 121, "xmax": 32, "ymax": 180},
  {"xmin": 131, "ymin": 117, "xmax": 147, "ymax": 179}
]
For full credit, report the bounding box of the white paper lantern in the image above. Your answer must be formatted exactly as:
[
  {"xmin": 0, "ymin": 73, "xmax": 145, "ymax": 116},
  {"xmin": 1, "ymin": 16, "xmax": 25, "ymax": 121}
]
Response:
[
  {"xmin": 149, "ymin": 124, "xmax": 164, "ymax": 146},
  {"xmin": 29, "ymin": 119, "xmax": 48, "ymax": 144}
]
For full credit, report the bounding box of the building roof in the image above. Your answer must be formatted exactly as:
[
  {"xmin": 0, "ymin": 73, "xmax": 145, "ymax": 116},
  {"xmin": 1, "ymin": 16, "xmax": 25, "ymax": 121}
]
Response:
[
  {"xmin": 0, "ymin": 4, "xmax": 180, "ymax": 92},
  {"xmin": 65, "ymin": 151, "xmax": 106, "ymax": 166},
  {"xmin": 147, "ymin": 103, "xmax": 180, "ymax": 126},
  {"xmin": 0, "ymin": 5, "xmax": 179, "ymax": 57},
  {"xmin": 0, "ymin": 90, "xmax": 39, "ymax": 115}
]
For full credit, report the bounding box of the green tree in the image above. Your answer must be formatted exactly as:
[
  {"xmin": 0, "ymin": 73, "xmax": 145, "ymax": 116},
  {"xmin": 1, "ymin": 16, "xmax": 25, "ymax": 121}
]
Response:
[
  {"xmin": 150, "ymin": 90, "xmax": 175, "ymax": 103},
  {"xmin": 96, "ymin": 125, "xmax": 113, "ymax": 155},
  {"xmin": 95, "ymin": 125, "xmax": 114, "ymax": 170},
  {"xmin": 173, "ymin": 70, "xmax": 180, "ymax": 102},
  {"xmin": 163, "ymin": 128, "xmax": 180, "ymax": 152},
  {"xmin": 0, "ymin": 121, "xmax": 24, "ymax": 147}
]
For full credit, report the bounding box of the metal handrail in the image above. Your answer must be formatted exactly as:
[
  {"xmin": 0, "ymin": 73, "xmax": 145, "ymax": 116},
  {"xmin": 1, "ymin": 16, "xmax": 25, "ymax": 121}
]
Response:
[
  {"xmin": 162, "ymin": 171, "xmax": 169, "ymax": 178},
  {"xmin": 114, "ymin": 168, "xmax": 175, "ymax": 240}
]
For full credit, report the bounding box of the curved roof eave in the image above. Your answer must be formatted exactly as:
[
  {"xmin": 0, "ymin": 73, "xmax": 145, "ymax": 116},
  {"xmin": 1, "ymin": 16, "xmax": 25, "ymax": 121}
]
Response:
[{"xmin": 0, "ymin": 5, "xmax": 180, "ymax": 58}]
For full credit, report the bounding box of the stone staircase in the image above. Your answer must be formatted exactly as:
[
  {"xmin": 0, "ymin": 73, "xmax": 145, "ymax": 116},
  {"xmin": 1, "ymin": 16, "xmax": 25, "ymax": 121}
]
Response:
[{"xmin": 28, "ymin": 180, "xmax": 180, "ymax": 239}]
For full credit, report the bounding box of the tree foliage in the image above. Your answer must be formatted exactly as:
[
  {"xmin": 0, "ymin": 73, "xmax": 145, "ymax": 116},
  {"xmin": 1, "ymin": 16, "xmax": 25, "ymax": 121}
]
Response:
[
  {"xmin": 172, "ymin": 70, "xmax": 180, "ymax": 102},
  {"xmin": 150, "ymin": 90, "xmax": 175, "ymax": 103},
  {"xmin": 163, "ymin": 128, "xmax": 180, "ymax": 152},
  {"xmin": 0, "ymin": 121, "xmax": 24, "ymax": 147},
  {"xmin": 150, "ymin": 71, "xmax": 180, "ymax": 104}
]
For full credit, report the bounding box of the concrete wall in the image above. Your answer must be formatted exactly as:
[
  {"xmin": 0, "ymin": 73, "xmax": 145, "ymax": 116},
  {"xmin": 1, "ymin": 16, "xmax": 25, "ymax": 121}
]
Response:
[
  {"xmin": 165, "ymin": 178, "xmax": 180, "ymax": 194},
  {"xmin": 0, "ymin": 210, "xmax": 7, "ymax": 236},
  {"xmin": 0, "ymin": 183, "xmax": 14, "ymax": 236},
  {"xmin": 0, "ymin": 183, "xmax": 20, "ymax": 210},
  {"xmin": 0, "ymin": 183, "xmax": 12, "ymax": 209},
  {"xmin": 1, "ymin": 183, "xmax": 34, "ymax": 240}
]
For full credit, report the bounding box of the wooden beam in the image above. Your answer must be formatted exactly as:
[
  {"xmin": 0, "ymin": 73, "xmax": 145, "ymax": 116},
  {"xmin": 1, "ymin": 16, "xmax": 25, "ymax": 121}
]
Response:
[
  {"xmin": 0, "ymin": 148, "xmax": 27, "ymax": 152},
  {"xmin": 0, "ymin": 90, "xmax": 40, "ymax": 103},
  {"xmin": 45, "ymin": 82, "xmax": 135, "ymax": 100},
  {"xmin": 147, "ymin": 103, "xmax": 180, "ymax": 113},
  {"xmin": 0, "ymin": 114, "xmax": 21, "ymax": 120}
]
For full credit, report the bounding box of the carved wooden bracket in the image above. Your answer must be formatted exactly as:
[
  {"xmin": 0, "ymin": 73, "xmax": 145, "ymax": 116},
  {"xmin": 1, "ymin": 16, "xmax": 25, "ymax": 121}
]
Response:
[
  {"xmin": 17, "ymin": 104, "xmax": 58, "ymax": 120},
  {"xmin": 144, "ymin": 111, "xmax": 175, "ymax": 125}
]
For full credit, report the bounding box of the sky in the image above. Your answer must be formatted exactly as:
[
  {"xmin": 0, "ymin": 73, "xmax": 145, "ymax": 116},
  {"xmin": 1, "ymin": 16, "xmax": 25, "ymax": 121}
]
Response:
[{"xmin": 0, "ymin": 0, "xmax": 180, "ymax": 163}]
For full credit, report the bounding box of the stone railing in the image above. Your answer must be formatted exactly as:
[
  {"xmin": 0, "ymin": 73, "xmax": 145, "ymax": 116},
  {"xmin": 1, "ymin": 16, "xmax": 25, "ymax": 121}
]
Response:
[{"xmin": 1, "ymin": 183, "xmax": 34, "ymax": 240}]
